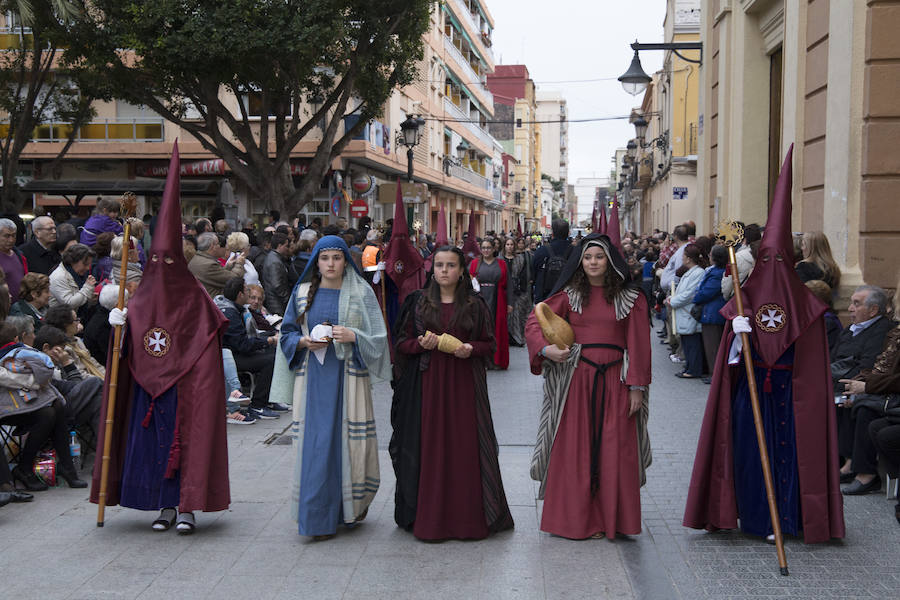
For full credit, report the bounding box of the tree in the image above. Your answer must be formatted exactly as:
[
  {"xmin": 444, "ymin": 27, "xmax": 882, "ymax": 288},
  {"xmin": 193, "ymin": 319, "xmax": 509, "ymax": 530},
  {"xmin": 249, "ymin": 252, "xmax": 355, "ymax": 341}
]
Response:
[
  {"xmin": 0, "ymin": 0, "xmax": 100, "ymax": 213},
  {"xmin": 71, "ymin": 0, "xmax": 432, "ymax": 216}
]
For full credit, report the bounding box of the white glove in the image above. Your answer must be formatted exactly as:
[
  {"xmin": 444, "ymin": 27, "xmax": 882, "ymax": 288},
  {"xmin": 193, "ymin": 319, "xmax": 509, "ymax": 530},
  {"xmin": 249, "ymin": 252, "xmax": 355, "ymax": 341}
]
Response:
[
  {"xmin": 109, "ymin": 307, "xmax": 128, "ymax": 326},
  {"xmin": 732, "ymin": 315, "xmax": 751, "ymax": 335},
  {"xmin": 372, "ymin": 261, "xmax": 385, "ymax": 285}
]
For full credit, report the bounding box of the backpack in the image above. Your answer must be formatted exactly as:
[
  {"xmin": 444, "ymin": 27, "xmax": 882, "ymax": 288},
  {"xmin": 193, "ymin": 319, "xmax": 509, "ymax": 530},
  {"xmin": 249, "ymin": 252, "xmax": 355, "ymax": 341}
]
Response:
[{"xmin": 541, "ymin": 244, "xmax": 571, "ymax": 299}]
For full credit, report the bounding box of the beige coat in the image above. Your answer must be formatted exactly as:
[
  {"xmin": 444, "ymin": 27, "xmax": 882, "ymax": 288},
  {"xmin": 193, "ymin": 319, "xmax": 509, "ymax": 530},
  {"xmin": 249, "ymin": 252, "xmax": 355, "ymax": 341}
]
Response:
[{"xmin": 187, "ymin": 251, "xmax": 245, "ymax": 297}]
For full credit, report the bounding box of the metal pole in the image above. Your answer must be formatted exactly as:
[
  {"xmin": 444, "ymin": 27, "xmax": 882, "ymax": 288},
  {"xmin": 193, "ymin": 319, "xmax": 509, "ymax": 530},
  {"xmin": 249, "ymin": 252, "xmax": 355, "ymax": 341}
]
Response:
[{"xmin": 407, "ymin": 147, "xmax": 414, "ymax": 183}]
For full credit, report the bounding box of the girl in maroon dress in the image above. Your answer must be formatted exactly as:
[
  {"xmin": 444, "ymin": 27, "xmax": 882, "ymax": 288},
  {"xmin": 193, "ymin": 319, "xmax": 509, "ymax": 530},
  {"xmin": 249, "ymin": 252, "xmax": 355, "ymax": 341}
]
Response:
[
  {"xmin": 391, "ymin": 246, "xmax": 514, "ymax": 541},
  {"xmin": 526, "ymin": 234, "xmax": 652, "ymax": 539}
]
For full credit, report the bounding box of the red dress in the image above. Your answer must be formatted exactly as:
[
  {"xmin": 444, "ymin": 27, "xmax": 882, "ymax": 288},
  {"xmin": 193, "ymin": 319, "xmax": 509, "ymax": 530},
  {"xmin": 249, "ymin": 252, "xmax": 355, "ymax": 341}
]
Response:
[
  {"xmin": 397, "ymin": 301, "xmax": 511, "ymax": 540},
  {"xmin": 525, "ymin": 288, "xmax": 651, "ymax": 539}
]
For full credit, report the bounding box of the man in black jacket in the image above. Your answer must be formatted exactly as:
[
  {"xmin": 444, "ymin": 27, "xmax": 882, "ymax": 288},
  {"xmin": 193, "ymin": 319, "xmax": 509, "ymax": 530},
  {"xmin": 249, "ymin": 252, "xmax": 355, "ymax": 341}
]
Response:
[
  {"xmin": 531, "ymin": 219, "xmax": 572, "ymax": 303},
  {"xmin": 216, "ymin": 278, "xmax": 286, "ymax": 420},
  {"xmin": 18, "ymin": 216, "xmax": 61, "ymax": 275},
  {"xmin": 832, "ymin": 284, "xmax": 896, "ymax": 491},
  {"xmin": 261, "ymin": 232, "xmax": 295, "ymax": 316}
]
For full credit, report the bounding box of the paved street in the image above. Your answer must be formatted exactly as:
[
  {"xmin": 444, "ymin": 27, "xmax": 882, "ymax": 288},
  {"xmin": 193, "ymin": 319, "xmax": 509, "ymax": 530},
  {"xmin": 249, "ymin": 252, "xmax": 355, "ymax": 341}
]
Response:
[{"xmin": 2, "ymin": 323, "xmax": 899, "ymax": 599}]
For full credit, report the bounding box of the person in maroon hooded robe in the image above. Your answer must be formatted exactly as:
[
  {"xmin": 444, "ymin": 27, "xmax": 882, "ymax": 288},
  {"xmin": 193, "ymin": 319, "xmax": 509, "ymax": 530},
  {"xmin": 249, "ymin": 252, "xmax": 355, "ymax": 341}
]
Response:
[
  {"xmin": 91, "ymin": 143, "xmax": 230, "ymax": 534},
  {"xmin": 683, "ymin": 145, "xmax": 844, "ymax": 543}
]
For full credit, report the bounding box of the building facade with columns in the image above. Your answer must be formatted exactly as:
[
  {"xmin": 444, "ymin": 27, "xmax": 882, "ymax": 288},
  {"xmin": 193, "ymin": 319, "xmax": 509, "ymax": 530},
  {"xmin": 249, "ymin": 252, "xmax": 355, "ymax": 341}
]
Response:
[{"xmin": 698, "ymin": 0, "xmax": 900, "ymax": 296}]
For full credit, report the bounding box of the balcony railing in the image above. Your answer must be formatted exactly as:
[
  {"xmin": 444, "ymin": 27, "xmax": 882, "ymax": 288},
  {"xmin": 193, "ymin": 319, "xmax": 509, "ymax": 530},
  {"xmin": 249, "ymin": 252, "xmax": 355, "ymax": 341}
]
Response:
[
  {"xmin": 0, "ymin": 27, "xmax": 34, "ymax": 49},
  {"xmin": 0, "ymin": 118, "xmax": 166, "ymax": 142},
  {"xmin": 442, "ymin": 97, "xmax": 495, "ymax": 149},
  {"xmin": 451, "ymin": 0, "xmax": 494, "ymax": 63},
  {"xmin": 448, "ymin": 162, "xmax": 491, "ymax": 190},
  {"xmin": 443, "ymin": 36, "xmax": 493, "ymax": 105}
]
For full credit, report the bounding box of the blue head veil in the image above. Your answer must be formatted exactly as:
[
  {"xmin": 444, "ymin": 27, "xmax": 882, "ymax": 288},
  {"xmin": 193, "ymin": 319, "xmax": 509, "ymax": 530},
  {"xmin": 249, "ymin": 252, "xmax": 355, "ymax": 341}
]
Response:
[{"xmin": 296, "ymin": 234, "xmax": 362, "ymax": 284}]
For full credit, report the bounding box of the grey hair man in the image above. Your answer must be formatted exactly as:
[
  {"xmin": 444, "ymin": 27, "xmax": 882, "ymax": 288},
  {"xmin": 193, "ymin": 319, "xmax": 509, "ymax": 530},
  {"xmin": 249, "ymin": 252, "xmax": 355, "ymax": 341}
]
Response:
[
  {"xmin": 832, "ymin": 283, "xmax": 897, "ymax": 492},
  {"xmin": 188, "ymin": 232, "xmax": 245, "ymax": 298},
  {"xmin": 0, "ymin": 218, "xmax": 26, "ymax": 297},
  {"xmin": 18, "ymin": 215, "xmax": 60, "ymax": 276}
]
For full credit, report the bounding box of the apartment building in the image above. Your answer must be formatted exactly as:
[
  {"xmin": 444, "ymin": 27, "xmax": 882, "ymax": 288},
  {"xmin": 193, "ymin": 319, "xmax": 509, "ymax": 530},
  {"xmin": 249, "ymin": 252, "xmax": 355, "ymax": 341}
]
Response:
[
  {"xmin": 536, "ymin": 90, "xmax": 569, "ymax": 224},
  {"xmin": 4, "ymin": 1, "xmax": 503, "ymax": 240},
  {"xmin": 487, "ymin": 64, "xmax": 545, "ymax": 233}
]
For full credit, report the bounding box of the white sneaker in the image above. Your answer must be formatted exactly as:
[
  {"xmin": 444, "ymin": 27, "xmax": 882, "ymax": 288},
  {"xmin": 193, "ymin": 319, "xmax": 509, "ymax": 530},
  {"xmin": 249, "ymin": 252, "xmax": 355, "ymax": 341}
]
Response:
[{"xmin": 669, "ymin": 354, "xmax": 685, "ymax": 363}]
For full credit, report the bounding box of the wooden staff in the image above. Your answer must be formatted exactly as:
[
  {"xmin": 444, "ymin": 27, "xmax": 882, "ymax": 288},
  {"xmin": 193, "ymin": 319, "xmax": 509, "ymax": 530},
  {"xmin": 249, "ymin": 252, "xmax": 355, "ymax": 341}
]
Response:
[
  {"xmin": 97, "ymin": 193, "xmax": 136, "ymax": 527},
  {"xmin": 726, "ymin": 242, "xmax": 789, "ymax": 576}
]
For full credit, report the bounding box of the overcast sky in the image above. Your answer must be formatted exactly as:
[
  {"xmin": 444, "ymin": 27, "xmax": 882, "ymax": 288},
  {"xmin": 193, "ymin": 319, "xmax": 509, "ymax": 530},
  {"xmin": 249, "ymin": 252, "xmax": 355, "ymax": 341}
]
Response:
[{"xmin": 486, "ymin": 0, "xmax": 667, "ymax": 187}]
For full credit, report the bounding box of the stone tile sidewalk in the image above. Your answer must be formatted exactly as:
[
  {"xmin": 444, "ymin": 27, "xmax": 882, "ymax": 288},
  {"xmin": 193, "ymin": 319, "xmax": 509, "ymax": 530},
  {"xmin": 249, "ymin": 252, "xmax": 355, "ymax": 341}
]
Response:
[{"xmin": 1, "ymin": 332, "xmax": 897, "ymax": 599}]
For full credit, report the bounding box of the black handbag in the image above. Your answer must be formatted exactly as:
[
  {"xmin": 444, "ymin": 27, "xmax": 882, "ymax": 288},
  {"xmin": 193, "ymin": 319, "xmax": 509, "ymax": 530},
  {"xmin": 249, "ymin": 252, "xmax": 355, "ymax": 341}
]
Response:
[
  {"xmin": 690, "ymin": 303, "xmax": 704, "ymax": 322},
  {"xmin": 850, "ymin": 393, "xmax": 900, "ymax": 418}
]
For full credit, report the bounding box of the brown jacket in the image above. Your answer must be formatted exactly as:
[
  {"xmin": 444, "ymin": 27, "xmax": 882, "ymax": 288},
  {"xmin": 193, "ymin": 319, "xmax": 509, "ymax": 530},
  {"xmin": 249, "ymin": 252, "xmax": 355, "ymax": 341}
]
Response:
[
  {"xmin": 863, "ymin": 326, "xmax": 900, "ymax": 395},
  {"xmin": 187, "ymin": 251, "xmax": 245, "ymax": 298}
]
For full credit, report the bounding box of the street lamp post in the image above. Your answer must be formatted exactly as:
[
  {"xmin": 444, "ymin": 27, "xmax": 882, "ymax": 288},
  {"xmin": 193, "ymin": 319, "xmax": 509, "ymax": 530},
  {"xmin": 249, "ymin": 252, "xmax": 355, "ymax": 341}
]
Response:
[
  {"xmin": 618, "ymin": 40, "xmax": 703, "ymax": 97},
  {"xmin": 397, "ymin": 114, "xmax": 425, "ymax": 183}
]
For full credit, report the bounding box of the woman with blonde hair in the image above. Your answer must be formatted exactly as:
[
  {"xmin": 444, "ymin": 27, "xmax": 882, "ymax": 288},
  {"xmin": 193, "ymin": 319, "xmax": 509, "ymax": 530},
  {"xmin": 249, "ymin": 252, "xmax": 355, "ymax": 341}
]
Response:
[
  {"xmin": 226, "ymin": 231, "xmax": 259, "ymax": 285},
  {"xmin": 796, "ymin": 231, "xmax": 841, "ymax": 289}
]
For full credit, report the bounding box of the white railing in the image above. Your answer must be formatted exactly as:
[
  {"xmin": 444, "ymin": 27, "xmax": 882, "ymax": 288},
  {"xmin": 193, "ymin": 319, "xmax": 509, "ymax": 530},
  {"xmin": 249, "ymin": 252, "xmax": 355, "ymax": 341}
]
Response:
[
  {"xmin": 443, "ymin": 96, "xmax": 468, "ymax": 121},
  {"xmin": 443, "ymin": 36, "xmax": 493, "ymax": 105},
  {"xmin": 1, "ymin": 118, "xmax": 166, "ymax": 142},
  {"xmin": 451, "ymin": 0, "xmax": 491, "ymax": 52},
  {"xmin": 448, "ymin": 163, "xmax": 491, "ymax": 190},
  {"xmin": 443, "ymin": 97, "xmax": 495, "ymax": 149}
]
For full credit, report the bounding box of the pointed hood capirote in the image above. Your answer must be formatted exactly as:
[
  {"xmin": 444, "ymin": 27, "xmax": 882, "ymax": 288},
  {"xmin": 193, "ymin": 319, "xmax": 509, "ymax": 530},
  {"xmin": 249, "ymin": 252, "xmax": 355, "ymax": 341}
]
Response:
[
  {"xmin": 435, "ymin": 205, "xmax": 449, "ymax": 247},
  {"xmin": 720, "ymin": 144, "xmax": 826, "ymax": 366},
  {"xmin": 607, "ymin": 195, "xmax": 621, "ymax": 249},
  {"xmin": 125, "ymin": 141, "xmax": 228, "ymax": 399},
  {"xmin": 384, "ymin": 179, "xmax": 425, "ymax": 305},
  {"xmin": 598, "ymin": 203, "xmax": 608, "ymax": 235}
]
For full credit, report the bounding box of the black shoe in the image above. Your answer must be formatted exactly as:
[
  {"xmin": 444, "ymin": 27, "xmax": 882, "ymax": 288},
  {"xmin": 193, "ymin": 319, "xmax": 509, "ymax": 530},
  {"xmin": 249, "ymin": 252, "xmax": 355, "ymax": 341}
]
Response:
[
  {"xmin": 894, "ymin": 502, "xmax": 900, "ymax": 526},
  {"xmin": 11, "ymin": 466, "xmax": 48, "ymax": 491},
  {"xmin": 842, "ymin": 476, "xmax": 881, "ymax": 495},
  {"xmin": 58, "ymin": 469, "xmax": 88, "ymax": 489},
  {"xmin": 0, "ymin": 492, "xmax": 9, "ymax": 507},
  {"xmin": 9, "ymin": 490, "xmax": 33, "ymax": 502},
  {"xmin": 839, "ymin": 471, "xmax": 857, "ymax": 484}
]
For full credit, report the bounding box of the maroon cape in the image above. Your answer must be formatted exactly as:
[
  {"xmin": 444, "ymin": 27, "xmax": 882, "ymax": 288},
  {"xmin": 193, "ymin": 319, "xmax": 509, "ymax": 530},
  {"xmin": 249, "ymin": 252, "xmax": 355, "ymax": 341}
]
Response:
[
  {"xmin": 91, "ymin": 142, "xmax": 230, "ymax": 513},
  {"xmin": 683, "ymin": 145, "xmax": 843, "ymax": 543},
  {"xmin": 682, "ymin": 316, "xmax": 844, "ymax": 543}
]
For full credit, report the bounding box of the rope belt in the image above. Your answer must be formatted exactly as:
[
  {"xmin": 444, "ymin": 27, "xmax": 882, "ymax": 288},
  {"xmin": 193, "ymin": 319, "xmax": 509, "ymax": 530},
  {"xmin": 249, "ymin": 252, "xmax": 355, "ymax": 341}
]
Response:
[
  {"xmin": 579, "ymin": 343, "xmax": 624, "ymax": 496},
  {"xmin": 752, "ymin": 360, "xmax": 793, "ymax": 394}
]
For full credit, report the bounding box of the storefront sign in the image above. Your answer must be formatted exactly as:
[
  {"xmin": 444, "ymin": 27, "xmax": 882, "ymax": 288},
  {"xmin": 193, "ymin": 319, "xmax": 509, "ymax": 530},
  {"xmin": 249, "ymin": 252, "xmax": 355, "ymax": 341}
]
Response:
[
  {"xmin": 136, "ymin": 158, "xmax": 311, "ymax": 177},
  {"xmin": 136, "ymin": 159, "xmax": 226, "ymax": 177},
  {"xmin": 378, "ymin": 182, "xmax": 428, "ymax": 204}
]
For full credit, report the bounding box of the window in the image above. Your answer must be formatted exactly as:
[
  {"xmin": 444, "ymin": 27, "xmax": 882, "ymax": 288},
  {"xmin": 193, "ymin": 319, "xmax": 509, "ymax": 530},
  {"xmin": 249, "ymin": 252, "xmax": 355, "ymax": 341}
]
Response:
[{"xmin": 238, "ymin": 86, "xmax": 292, "ymax": 119}]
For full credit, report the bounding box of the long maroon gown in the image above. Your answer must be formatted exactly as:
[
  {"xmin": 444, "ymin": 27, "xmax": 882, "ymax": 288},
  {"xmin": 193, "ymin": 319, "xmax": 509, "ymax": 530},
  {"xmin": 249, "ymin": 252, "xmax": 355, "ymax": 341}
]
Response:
[
  {"xmin": 526, "ymin": 288, "xmax": 651, "ymax": 539},
  {"xmin": 397, "ymin": 301, "xmax": 512, "ymax": 540}
]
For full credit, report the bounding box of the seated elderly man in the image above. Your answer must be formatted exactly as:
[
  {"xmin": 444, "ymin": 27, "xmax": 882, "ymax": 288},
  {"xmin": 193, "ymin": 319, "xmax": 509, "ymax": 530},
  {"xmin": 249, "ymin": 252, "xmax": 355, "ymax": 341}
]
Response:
[
  {"xmin": 188, "ymin": 231, "xmax": 245, "ymax": 297},
  {"xmin": 245, "ymin": 283, "xmax": 280, "ymax": 336},
  {"xmin": 18, "ymin": 215, "xmax": 60, "ymax": 275},
  {"xmin": 214, "ymin": 277, "xmax": 286, "ymax": 420},
  {"xmin": 832, "ymin": 284, "xmax": 897, "ymax": 491}
]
